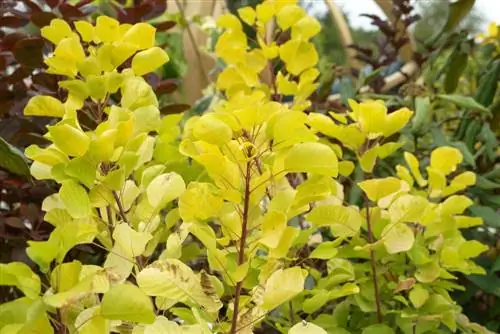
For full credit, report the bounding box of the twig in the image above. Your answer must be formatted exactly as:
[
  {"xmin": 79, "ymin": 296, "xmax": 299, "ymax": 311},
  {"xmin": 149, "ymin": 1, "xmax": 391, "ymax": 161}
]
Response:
[
  {"xmin": 174, "ymin": 0, "xmax": 211, "ymax": 85},
  {"xmin": 112, "ymin": 191, "xmax": 129, "ymax": 224},
  {"xmin": 230, "ymin": 160, "xmax": 252, "ymax": 334}
]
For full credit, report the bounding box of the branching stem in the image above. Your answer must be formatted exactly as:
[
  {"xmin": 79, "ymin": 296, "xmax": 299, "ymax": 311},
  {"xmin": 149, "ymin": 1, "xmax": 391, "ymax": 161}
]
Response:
[{"xmin": 230, "ymin": 160, "xmax": 252, "ymax": 334}]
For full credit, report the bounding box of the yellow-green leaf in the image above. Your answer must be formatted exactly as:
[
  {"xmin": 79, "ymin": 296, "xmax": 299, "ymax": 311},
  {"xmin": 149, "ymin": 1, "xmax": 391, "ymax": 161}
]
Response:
[
  {"xmin": 121, "ymin": 22, "xmax": 156, "ymax": 50},
  {"xmin": 262, "ymin": 267, "xmax": 307, "ymax": 311},
  {"xmin": 59, "ymin": 180, "xmax": 92, "ymax": 218},
  {"xmin": 48, "ymin": 124, "xmax": 90, "ymax": 157},
  {"xmin": 284, "ymin": 142, "xmax": 338, "ymax": 176},
  {"xmin": 146, "ymin": 173, "xmax": 185, "ymax": 209},
  {"xmin": 430, "ymin": 146, "xmax": 463, "ymax": 176},
  {"xmin": 382, "ymin": 222, "xmax": 415, "ymax": 254},
  {"xmin": 289, "ymin": 321, "xmax": 327, "ymax": 334},
  {"xmin": 101, "ymin": 283, "xmax": 155, "ymax": 324},
  {"xmin": 113, "ymin": 223, "xmax": 152, "ymax": 258},
  {"xmin": 0, "ymin": 263, "xmax": 41, "ymax": 299},
  {"xmin": 24, "ymin": 96, "xmax": 65, "ymax": 118},
  {"xmin": 132, "ymin": 47, "xmax": 170, "ymax": 76},
  {"xmin": 279, "ymin": 40, "xmax": 318, "ymax": 75}
]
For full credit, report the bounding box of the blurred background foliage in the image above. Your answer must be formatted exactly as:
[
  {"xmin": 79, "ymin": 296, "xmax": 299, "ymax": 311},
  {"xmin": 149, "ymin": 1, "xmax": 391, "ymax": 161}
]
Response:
[{"xmin": 0, "ymin": 0, "xmax": 499, "ymax": 330}]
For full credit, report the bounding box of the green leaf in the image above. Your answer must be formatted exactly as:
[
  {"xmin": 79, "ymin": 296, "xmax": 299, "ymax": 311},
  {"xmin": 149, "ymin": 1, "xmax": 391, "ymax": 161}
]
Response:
[
  {"xmin": 409, "ymin": 284, "xmax": 429, "ymax": 308},
  {"xmin": 437, "ymin": 94, "xmax": 489, "ymax": 114},
  {"xmin": 469, "ymin": 205, "xmax": 500, "ymax": 228},
  {"xmin": 474, "ymin": 60, "xmax": 500, "ymax": 107},
  {"xmin": 362, "ymin": 324, "xmax": 394, "ymax": 334},
  {"xmin": 101, "ymin": 283, "xmax": 155, "ymax": 324},
  {"xmin": 467, "ymin": 275, "xmax": 500, "ymax": 297},
  {"xmin": 309, "ymin": 241, "xmax": 339, "ymax": 259},
  {"xmin": 411, "ymin": 96, "xmax": 431, "ymax": 134},
  {"xmin": 146, "ymin": 172, "xmax": 185, "ymax": 209},
  {"xmin": 284, "ymin": 142, "xmax": 338, "ymax": 177},
  {"xmin": 59, "ymin": 180, "xmax": 92, "ymax": 218},
  {"xmin": 0, "ymin": 137, "xmax": 30, "ymax": 177},
  {"xmin": 444, "ymin": 50, "xmax": 468, "ymax": 94},
  {"xmin": 0, "ymin": 262, "xmax": 41, "ymax": 299},
  {"xmin": 442, "ymin": 0, "xmax": 475, "ymax": 34},
  {"xmin": 303, "ymin": 291, "xmax": 329, "ymax": 314},
  {"xmin": 382, "ymin": 222, "xmax": 415, "ymax": 254},
  {"xmin": 289, "ymin": 321, "xmax": 327, "ymax": 334}
]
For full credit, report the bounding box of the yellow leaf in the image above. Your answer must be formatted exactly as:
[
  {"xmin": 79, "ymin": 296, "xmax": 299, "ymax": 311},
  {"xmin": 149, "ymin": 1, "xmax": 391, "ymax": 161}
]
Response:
[
  {"xmin": 359, "ymin": 145, "xmax": 379, "ymax": 173},
  {"xmin": 216, "ymin": 31, "xmax": 248, "ymax": 64},
  {"xmin": 256, "ymin": 1, "xmax": 275, "ymax": 24},
  {"xmin": 377, "ymin": 142, "xmax": 403, "ymax": 159},
  {"xmin": 306, "ymin": 204, "xmax": 362, "ymax": 238},
  {"xmin": 284, "ymin": 142, "xmax": 338, "ymax": 176},
  {"xmin": 279, "ymin": 40, "xmax": 318, "ymax": 75},
  {"xmin": 113, "ymin": 223, "xmax": 152, "ymax": 258},
  {"xmin": 146, "ymin": 173, "xmax": 185, "ymax": 209},
  {"xmin": 262, "ymin": 267, "xmax": 307, "ymax": 310},
  {"xmin": 338, "ymin": 160, "xmax": 355, "ymax": 177},
  {"xmin": 388, "ymin": 194, "xmax": 428, "ymax": 223},
  {"xmin": 358, "ymin": 177, "xmax": 403, "ymax": 202},
  {"xmin": 48, "ymin": 123, "xmax": 90, "ymax": 157},
  {"xmin": 383, "ymin": 107, "xmax": 413, "ymax": 137},
  {"xmin": 238, "ymin": 7, "xmax": 256, "ymax": 25},
  {"xmin": 192, "ymin": 114, "xmax": 233, "ymax": 146},
  {"xmin": 132, "ymin": 47, "xmax": 170, "ymax": 76},
  {"xmin": 442, "ymin": 171, "xmax": 476, "ymax": 196},
  {"xmin": 276, "ymin": 5, "xmax": 305, "ymax": 30},
  {"xmin": 439, "ymin": 195, "xmax": 473, "ymax": 216},
  {"xmin": 382, "ymin": 222, "xmax": 414, "ymax": 254},
  {"xmin": 289, "ymin": 321, "xmax": 327, "ymax": 334},
  {"xmin": 217, "ymin": 13, "xmax": 242, "ymax": 30},
  {"xmin": 74, "ymin": 21, "xmax": 94, "ymax": 42},
  {"xmin": 396, "ymin": 165, "xmax": 414, "ymax": 187},
  {"xmin": 95, "ymin": 16, "xmax": 120, "ymax": 43},
  {"xmin": 59, "ymin": 180, "xmax": 92, "ymax": 218},
  {"xmin": 121, "ymin": 22, "xmax": 156, "ymax": 50},
  {"xmin": 41, "ymin": 18, "xmax": 73, "ymax": 44},
  {"xmin": 291, "ymin": 16, "xmax": 321, "ymax": 40},
  {"xmin": 404, "ymin": 152, "xmax": 427, "ymax": 187},
  {"xmin": 260, "ymin": 210, "xmax": 288, "ymax": 249},
  {"xmin": 430, "ymin": 146, "xmax": 463, "ymax": 176},
  {"xmin": 179, "ymin": 182, "xmax": 224, "ymax": 221},
  {"xmin": 427, "ymin": 167, "xmax": 446, "ymax": 198},
  {"xmin": 24, "ymin": 95, "xmax": 65, "ymax": 118}
]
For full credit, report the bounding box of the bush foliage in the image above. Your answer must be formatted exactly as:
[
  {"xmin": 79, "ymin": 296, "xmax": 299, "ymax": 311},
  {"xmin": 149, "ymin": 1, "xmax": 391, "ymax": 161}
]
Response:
[{"xmin": 0, "ymin": 0, "xmax": 499, "ymax": 333}]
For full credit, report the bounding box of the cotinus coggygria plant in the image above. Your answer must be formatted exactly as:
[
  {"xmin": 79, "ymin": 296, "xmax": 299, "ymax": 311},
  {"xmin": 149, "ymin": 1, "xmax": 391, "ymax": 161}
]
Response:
[{"xmin": 0, "ymin": 1, "xmax": 491, "ymax": 334}]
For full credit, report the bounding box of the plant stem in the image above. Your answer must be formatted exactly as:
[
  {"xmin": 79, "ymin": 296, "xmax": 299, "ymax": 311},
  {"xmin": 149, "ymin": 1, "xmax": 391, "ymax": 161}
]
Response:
[
  {"xmin": 174, "ymin": 0, "xmax": 211, "ymax": 86},
  {"xmin": 230, "ymin": 160, "xmax": 252, "ymax": 334},
  {"xmin": 112, "ymin": 191, "xmax": 129, "ymax": 224},
  {"xmin": 365, "ymin": 204, "xmax": 383, "ymax": 323}
]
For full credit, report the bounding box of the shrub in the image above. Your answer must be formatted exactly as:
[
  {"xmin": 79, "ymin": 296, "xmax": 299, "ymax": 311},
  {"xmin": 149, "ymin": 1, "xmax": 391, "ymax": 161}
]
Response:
[{"xmin": 0, "ymin": 1, "xmax": 493, "ymax": 333}]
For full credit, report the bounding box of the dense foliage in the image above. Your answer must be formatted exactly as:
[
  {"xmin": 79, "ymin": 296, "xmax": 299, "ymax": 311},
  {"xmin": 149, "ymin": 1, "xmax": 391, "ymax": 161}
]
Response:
[{"xmin": 0, "ymin": 0, "xmax": 499, "ymax": 333}]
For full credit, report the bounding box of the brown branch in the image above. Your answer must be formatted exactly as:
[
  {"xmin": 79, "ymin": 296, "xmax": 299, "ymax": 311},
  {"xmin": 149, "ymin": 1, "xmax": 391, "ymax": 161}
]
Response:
[
  {"xmin": 230, "ymin": 160, "xmax": 252, "ymax": 334},
  {"xmin": 174, "ymin": 0, "xmax": 211, "ymax": 86},
  {"xmin": 112, "ymin": 191, "xmax": 129, "ymax": 225}
]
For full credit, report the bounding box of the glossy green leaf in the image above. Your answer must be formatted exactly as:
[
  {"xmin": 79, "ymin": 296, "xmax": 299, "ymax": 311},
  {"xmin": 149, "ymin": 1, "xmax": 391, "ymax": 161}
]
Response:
[{"xmin": 0, "ymin": 137, "xmax": 30, "ymax": 177}]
